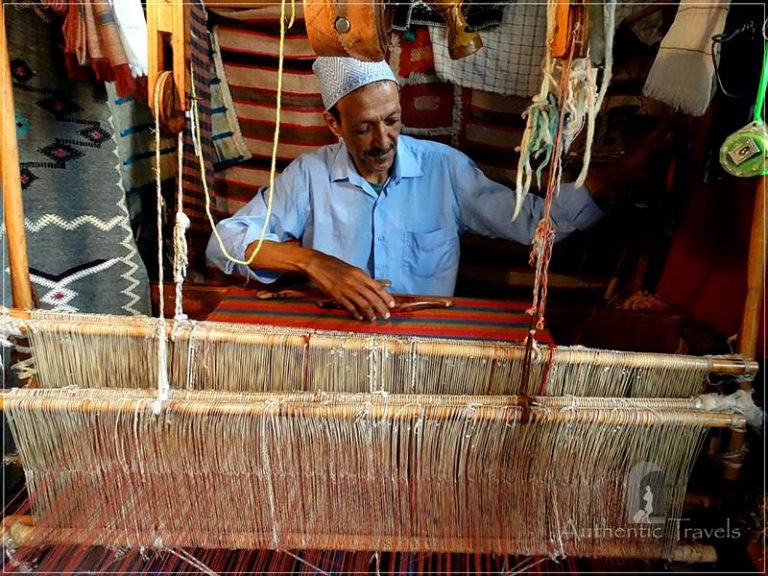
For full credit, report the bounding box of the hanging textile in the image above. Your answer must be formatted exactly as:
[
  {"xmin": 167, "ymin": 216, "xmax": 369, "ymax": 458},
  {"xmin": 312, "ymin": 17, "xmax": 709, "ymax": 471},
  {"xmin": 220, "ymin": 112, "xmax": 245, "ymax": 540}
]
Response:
[
  {"xmin": 180, "ymin": 0, "xmax": 217, "ymax": 273},
  {"xmin": 209, "ymin": 27, "xmax": 252, "ymax": 170},
  {"xmin": 643, "ymin": 0, "xmax": 731, "ymax": 116},
  {"xmin": 41, "ymin": 0, "xmax": 146, "ymax": 99},
  {"xmin": 213, "ymin": 5, "xmax": 336, "ymax": 216},
  {"xmin": 7, "ymin": 8, "xmax": 150, "ymax": 315}
]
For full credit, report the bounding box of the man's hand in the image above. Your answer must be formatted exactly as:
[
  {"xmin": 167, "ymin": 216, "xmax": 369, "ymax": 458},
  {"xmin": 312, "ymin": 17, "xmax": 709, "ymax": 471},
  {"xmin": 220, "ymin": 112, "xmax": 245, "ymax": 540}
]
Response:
[
  {"xmin": 245, "ymin": 239, "xmax": 394, "ymax": 320},
  {"xmin": 305, "ymin": 252, "xmax": 395, "ymax": 321}
]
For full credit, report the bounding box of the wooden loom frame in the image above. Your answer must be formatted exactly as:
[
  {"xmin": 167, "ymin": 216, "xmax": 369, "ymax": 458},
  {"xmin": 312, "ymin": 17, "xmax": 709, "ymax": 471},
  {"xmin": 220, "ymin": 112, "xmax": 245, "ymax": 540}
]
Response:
[{"xmin": 1, "ymin": 0, "xmax": 764, "ymax": 564}]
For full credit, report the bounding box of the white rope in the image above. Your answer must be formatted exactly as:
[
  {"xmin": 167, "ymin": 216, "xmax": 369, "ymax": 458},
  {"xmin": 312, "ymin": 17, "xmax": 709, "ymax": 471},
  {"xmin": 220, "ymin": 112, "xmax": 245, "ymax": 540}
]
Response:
[
  {"xmin": 152, "ymin": 75, "xmax": 171, "ymax": 416},
  {"xmin": 575, "ymin": 0, "xmax": 616, "ymax": 187},
  {"xmin": 201, "ymin": 0, "xmax": 292, "ymax": 266},
  {"xmin": 173, "ymin": 130, "xmax": 189, "ymax": 321}
]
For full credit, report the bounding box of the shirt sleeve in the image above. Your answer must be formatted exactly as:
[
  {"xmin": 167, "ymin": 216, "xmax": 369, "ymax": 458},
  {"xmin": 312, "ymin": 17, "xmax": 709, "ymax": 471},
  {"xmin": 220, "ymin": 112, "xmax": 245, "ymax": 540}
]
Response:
[
  {"xmin": 205, "ymin": 159, "xmax": 310, "ymax": 283},
  {"xmin": 452, "ymin": 153, "xmax": 605, "ymax": 244}
]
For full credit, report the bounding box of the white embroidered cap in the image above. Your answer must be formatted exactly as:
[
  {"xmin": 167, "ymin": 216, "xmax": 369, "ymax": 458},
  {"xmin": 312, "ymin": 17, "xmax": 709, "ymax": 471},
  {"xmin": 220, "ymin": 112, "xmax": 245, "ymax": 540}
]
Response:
[{"xmin": 312, "ymin": 56, "xmax": 397, "ymax": 110}]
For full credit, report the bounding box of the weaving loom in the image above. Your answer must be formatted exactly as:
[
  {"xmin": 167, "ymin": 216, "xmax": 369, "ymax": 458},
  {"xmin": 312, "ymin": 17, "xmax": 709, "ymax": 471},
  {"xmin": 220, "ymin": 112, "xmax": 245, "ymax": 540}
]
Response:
[{"xmin": 1, "ymin": 0, "xmax": 763, "ymax": 571}]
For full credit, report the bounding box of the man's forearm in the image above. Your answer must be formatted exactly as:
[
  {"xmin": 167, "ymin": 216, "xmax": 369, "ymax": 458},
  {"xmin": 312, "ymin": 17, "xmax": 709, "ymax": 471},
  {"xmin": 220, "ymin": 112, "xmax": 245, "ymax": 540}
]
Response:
[{"xmin": 244, "ymin": 239, "xmax": 320, "ymax": 278}]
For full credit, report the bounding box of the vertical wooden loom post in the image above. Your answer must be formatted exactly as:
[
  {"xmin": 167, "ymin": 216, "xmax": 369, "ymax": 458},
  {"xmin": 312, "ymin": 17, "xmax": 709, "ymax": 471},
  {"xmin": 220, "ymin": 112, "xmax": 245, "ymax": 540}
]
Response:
[
  {"xmin": 0, "ymin": 5, "xmax": 33, "ymax": 310},
  {"xmin": 739, "ymin": 175, "xmax": 766, "ymax": 361},
  {"xmin": 723, "ymin": 175, "xmax": 766, "ymax": 481}
]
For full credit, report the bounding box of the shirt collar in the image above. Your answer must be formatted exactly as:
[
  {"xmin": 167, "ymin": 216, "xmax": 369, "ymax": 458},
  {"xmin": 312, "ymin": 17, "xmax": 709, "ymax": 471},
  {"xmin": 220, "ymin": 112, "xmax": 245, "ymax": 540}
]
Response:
[{"xmin": 330, "ymin": 137, "xmax": 424, "ymax": 185}]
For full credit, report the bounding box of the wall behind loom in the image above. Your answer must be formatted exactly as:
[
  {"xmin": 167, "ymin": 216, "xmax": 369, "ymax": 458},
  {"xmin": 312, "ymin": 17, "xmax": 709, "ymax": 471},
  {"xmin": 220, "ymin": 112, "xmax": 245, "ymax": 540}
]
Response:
[{"xmin": 207, "ymin": 3, "xmax": 536, "ymax": 217}]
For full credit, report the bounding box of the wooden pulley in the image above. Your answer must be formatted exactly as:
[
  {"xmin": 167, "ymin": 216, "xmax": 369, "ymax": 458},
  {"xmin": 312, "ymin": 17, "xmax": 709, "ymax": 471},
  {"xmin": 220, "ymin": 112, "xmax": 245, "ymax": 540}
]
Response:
[
  {"xmin": 153, "ymin": 70, "xmax": 186, "ymax": 134},
  {"xmin": 304, "ymin": 0, "xmax": 392, "ymax": 62},
  {"xmin": 549, "ymin": 0, "xmax": 589, "ymax": 59},
  {"xmin": 427, "ymin": 0, "xmax": 483, "ymax": 60},
  {"xmin": 147, "ymin": 0, "xmax": 188, "ymax": 134}
]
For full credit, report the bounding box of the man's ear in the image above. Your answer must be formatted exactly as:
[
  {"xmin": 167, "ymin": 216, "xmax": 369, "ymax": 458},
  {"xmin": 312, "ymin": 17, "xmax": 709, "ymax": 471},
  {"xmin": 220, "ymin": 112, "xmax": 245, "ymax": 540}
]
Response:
[{"xmin": 323, "ymin": 111, "xmax": 342, "ymax": 139}]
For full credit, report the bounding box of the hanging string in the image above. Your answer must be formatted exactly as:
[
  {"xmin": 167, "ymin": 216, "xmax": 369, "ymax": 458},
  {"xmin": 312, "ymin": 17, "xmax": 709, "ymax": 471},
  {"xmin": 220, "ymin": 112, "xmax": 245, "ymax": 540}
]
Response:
[
  {"xmin": 152, "ymin": 72, "xmax": 171, "ymax": 414},
  {"xmin": 753, "ymin": 41, "xmax": 767, "ymax": 124},
  {"xmin": 575, "ymin": 0, "xmax": 615, "ymax": 188},
  {"xmin": 202, "ymin": 0, "xmax": 293, "ymax": 267},
  {"xmin": 521, "ymin": 4, "xmax": 580, "ymax": 394},
  {"xmin": 527, "ymin": 43, "xmax": 577, "ymax": 333},
  {"xmin": 173, "ymin": 130, "xmax": 189, "ymax": 321}
]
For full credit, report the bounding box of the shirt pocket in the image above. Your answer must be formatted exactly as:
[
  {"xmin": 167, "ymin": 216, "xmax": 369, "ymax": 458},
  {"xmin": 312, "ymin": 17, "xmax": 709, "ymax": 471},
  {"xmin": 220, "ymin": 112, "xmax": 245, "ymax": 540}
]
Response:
[{"xmin": 404, "ymin": 229, "xmax": 459, "ymax": 278}]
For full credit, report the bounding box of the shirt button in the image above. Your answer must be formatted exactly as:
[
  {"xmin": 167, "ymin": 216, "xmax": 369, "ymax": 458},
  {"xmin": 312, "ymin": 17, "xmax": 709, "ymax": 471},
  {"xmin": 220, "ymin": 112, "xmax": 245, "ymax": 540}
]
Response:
[{"xmin": 377, "ymin": 235, "xmax": 384, "ymax": 241}]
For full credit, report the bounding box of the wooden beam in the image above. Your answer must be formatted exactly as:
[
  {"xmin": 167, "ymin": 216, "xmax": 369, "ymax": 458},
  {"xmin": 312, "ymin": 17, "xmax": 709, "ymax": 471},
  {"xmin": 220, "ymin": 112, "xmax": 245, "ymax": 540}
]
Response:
[
  {"xmin": 738, "ymin": 175, "xmax": 766, "ymax": 361},
  {"xmin": 0, "ymin": 6, "xmax": 33, "ymax": 310}
]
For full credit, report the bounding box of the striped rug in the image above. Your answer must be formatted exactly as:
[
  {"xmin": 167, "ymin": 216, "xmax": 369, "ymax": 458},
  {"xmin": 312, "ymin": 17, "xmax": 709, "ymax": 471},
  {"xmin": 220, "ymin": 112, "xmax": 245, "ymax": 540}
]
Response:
[
  {"xmin": 208, "ymin": 287, "xmax": 551, "ymax": 343},
  {"xmin": 212, "ymin": 5, "xmax": 335, "ymax": 216}
]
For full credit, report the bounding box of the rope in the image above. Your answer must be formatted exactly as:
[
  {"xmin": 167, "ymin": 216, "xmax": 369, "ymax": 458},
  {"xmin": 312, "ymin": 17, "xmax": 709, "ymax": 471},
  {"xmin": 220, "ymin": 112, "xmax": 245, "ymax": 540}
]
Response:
[
  {"xmin": 527, "ymin": 50, "xmax": 574, "ymax": 333},
  {"xmin": 575, "ymin": 0, "xmax": 616, "ymax": 187},
  {"xmin": 202, "ymin": 0, "xmax": 293, "ymax": 267},
  {"xmin": 173, "ymin": 130, "xmax": 189, "ymax": 321},
  {"xmin": 753, "ymin": 41, "xmax": 767, "ymax": 124},
  {"xmin": 152, "ymin": 72, "xmax": 171, "ymax": 415}
]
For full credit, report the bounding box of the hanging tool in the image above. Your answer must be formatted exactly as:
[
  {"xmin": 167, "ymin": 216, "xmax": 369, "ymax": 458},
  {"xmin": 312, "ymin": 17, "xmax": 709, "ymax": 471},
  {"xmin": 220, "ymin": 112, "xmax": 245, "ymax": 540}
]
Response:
[{"xmin": 719, "ymin": 42, "xmax": 768, "ymax": 177}]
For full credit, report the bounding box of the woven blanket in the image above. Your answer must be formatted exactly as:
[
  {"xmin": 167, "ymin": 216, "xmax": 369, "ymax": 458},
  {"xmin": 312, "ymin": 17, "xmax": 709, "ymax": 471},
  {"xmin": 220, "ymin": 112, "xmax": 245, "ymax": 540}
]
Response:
[
  {"xmin": 213, "ymin": 5, "xmax": 337, "ymax": 216},
  {"xmin": 7, "ymin": 8, "xmax": 150, "ymax": 315},
  {"xmin": 105, "ymin": 83, "xmax": 176, "ymax": 235},
  {"xmin": 642, "ymin": 0, "xmax": 731, "ymax": 117},
  {"xmin": 208, "ymin": 288, "xmax": 552, "ymax": 343}
]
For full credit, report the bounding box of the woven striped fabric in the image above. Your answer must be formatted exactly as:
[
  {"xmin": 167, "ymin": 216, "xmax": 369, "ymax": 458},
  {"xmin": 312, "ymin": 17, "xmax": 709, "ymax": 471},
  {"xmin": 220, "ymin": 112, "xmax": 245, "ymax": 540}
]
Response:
[
  {"xmin": 208, "ymin": 288, "xmax": 552, "ymax": 343},
  {"xmin": 181, "ymin": 0, "xmax": 216, "ymax": 271},
  {"xmin": 213, "ymin": 5, "xmax": 335, "ymax": 216}
]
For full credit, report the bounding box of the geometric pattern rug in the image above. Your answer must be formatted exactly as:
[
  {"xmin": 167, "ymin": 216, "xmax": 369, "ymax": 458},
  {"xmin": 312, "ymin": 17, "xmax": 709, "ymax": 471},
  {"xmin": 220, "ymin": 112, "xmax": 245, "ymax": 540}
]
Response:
[{"xmin": 6, "ymin": 7, "xmax": 150, "ymax": 315}]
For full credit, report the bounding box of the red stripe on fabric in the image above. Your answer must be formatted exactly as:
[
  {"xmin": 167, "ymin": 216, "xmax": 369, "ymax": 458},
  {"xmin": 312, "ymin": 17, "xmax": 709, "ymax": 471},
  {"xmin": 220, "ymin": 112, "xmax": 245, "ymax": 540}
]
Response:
[
  {"xmin": 216, "ymin": 23, "xmax": 309, "ymax": 40},
  {"xmin": 234, "ymin": 100, "xmax": 325, "ymax": 114},
  {"xmin": 238, "ymin": 117, "xmax": 329, "ymax": 131},
  {"xmin": 228, "ymin": 84, "xmax": 319, "ymax": 98},
  {"xmin": 222, "ymin": 289, "xmax": 532, "ymax": 312},
  {"xmin": 224, "ymin": 61, "xmax": 316, "ymax": 74},
  {"xmin": 218, "ymin": 176, "xmax": 263, "ymax": 190},
  {"xmin": 217, "ymin": 44, "xmax": 316, "ymax": 59},
  {"xmin": 208, "ymin": 291, "xmax": 551, "ymax": 343}
]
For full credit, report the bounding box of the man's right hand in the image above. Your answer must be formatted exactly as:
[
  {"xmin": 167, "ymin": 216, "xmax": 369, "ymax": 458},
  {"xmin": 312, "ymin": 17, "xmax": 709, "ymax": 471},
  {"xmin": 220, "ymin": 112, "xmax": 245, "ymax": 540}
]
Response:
[
  {"xmin": 305, "ymin": 252, "xmax": 395, "ymax": 321},
  {"xmin": 245, "ymin": 239, "xmax": 395, "ymax": 320}
]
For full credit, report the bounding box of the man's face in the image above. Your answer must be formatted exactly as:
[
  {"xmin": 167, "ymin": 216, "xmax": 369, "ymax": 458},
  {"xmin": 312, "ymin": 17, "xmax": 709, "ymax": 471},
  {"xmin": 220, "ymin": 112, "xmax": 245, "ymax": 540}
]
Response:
[{"xmin": 324, "ymin": 81, "xmax": 401, "ymax": 185}]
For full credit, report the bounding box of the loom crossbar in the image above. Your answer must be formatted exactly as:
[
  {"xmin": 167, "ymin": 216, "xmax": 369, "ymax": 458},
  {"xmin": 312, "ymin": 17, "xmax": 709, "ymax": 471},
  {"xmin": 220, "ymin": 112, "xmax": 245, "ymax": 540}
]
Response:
[{"xmin": 2, "ymin": 311, "xmax": 758, "ymax": 398}]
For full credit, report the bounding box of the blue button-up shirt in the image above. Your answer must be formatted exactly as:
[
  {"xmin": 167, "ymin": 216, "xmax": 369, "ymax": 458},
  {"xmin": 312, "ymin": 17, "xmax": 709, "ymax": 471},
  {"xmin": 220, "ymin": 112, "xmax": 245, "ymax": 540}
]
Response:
[{"xmin": 206, "ymin": 136, "xmax": 604, "ymax": 296}]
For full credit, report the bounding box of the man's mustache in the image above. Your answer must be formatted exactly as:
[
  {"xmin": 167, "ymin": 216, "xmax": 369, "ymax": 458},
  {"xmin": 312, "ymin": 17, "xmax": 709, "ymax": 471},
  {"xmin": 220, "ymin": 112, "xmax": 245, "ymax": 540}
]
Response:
[{"xmin": 365, "ymin": 145, "xmax": 395, "ymax": 158}]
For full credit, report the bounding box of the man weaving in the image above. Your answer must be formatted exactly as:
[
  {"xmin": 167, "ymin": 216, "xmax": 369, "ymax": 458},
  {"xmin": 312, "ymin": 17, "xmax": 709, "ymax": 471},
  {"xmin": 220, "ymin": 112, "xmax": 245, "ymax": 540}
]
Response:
[{"xmin": 207, "ymin": 57, "xmax": 647, "ymax": 321}]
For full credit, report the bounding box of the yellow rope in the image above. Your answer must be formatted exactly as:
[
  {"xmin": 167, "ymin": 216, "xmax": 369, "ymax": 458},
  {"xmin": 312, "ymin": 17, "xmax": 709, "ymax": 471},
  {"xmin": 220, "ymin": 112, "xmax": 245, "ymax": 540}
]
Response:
[{"xmin": 201, "ymin": 0, "xmax": 292, "ymax": 267}]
